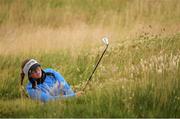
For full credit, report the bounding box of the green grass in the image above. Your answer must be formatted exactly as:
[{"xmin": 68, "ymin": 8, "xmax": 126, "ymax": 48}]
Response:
[
  {"xmin": 0, "ymin": 0, "xmax": 179, "ymax": 27},
  {"xmin": 0, "ymin": 33, "xmax": 180, "ymax": 117},
  {"xmin": 0, "ymin": 0, "xmax": 180, "ymax": 117}
]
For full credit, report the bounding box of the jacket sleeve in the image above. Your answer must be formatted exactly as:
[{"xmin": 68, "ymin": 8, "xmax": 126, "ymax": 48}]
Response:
[
  {"xmin": 52, "ymin": 69, "xmax": 76, "ymax": 97},
  {"xmin": 27, "ymin": 88, "xmax": 56, "ymax": 102},
  {"xmin": 27, "ymin": 69, "xmax": 76, "ymax": 102},
  {"xmin": 28, "ymin": 87, "xmax": 75, "ymax": 103}
]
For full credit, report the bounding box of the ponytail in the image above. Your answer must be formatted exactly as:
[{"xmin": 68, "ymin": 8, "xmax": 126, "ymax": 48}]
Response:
[
  {"xmin": 20, "ymin": 71, "xmax": 25, "ymax": 86},
  {"xmin": 20, "ymin": 59, "xmax": 31, "ymax": 98},
  {"xmin": 20, "ymin": 71, "xmax": 29, "ymax": 98}
]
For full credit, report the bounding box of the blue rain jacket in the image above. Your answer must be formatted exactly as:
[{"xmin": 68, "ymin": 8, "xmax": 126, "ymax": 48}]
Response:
[{"xmin": 26, "ymin": 68, "xmax": 76, "ymax": 102}]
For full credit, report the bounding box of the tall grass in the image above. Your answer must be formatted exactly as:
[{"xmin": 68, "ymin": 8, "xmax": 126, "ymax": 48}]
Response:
[
  {"xmin": 0, "ymin": 33, "xmax": 180, "ymax": 117},
  {"xmin": 0, "ymin": 0, "xmax": 180, "ymax": 117},
  {"xmin": 0, "ymin": 0, "xmax": 180, "ymax": 27},
  {"xmin": 0, "ymin": 0, "xmax": 180, "ymax": 55}
]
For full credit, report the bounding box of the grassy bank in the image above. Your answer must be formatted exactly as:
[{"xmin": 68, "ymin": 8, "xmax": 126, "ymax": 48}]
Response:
[
  {"xmin": 0, "ymin": 0, "xmax": 180, "ymax": 118},
  {"xmin": 0, "ymin": 33, "xmax": 180, "ymax": 117},
  {"xmin": 0, "ymin": 0, "xmax": 180, "ymax": 55},
  {"xmin": 0, "ymin": 0, "xmax": 180, "ymax": 27}
]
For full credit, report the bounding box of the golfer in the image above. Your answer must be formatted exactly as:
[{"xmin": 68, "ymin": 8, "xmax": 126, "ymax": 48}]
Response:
[{"xmin": 20, "ymin": 59, "xmax": 83, "ymax": 102}]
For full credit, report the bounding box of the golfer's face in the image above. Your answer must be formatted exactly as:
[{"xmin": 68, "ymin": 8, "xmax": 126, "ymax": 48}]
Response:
[{"xmin": 30, "ymin": 66, "xmax": 42, "ymax": 79}]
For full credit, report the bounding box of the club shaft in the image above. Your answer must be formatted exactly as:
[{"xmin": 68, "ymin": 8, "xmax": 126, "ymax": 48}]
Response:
[{"xmin": 82, "ymin": 44, "xmax": 108, "ymax": 91}]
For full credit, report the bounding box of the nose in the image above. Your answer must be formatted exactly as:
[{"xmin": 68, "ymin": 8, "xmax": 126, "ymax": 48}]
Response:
[{"xmin": 36, "ymin": 70, "xmax": 41, "ymax": 74}]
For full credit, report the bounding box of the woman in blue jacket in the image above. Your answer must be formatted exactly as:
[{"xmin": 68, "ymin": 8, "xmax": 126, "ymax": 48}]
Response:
[{"xmin": 20, "ymin": 59, "xmax": 83, "ymax": 102}]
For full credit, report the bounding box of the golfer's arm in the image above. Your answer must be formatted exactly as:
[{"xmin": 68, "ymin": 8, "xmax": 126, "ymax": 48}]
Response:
[
  {"xmin": 29, "ymin": 88, "xmax": 77, "ymax": 102},
  {"xmin": 28, "ymin": 89, "xmax": 56, "ymax": 102},
  {"xmin": 52, "ymin": 69, "xmax": 76, "ymax": 97},
  {"xmin": 54, "ymin": 92, "xmax": 76, "ymax": 99},
  {"xmin": 54, "ymin": 86, "xmax": 76, "ymax": 99},
  {"xmin": 52, "ymin": 70, "xmax": 67, "ymax": 83}
]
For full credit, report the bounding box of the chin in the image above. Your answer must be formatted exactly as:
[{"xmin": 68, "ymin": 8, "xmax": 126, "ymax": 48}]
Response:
[
  {"xmin": 38, "ymin": 75, "xmax": 42, "ymax": 79},
  {"xmin": 36, "ymin": 74, "xmax": 42, "ymax": 79}
]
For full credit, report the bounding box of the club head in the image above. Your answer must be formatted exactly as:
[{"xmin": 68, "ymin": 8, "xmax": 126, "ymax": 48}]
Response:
[{"xmin": 102, "ymin": 37, "xmax": 109, "ymax": 45}]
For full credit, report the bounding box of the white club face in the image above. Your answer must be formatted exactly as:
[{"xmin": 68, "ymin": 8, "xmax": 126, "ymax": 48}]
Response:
[{"xmin": 102, "ymin": 37, "xmax": 109, "ymax": 45}]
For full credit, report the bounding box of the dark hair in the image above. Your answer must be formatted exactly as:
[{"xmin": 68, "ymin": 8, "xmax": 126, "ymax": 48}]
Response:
[
  {"xmin": 20, "ymin": 59, "xmax": 31, "ymax": 98},
  {"xmin": 21, "ymin": 59, "xmax": 55, "ymax": 89},
  {"xmin": 21, "ymin": 59, "xmax": 40, "ymax": 89},
  {"xmin": 20, "ymin": 59, "xmax": 31, "ymax": 86}
]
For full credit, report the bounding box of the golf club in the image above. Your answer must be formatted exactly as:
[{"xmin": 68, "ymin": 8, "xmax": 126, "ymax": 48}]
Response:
[{"xmin": 82, "ymin": 37, "xmax": 109, "ymax": 91}]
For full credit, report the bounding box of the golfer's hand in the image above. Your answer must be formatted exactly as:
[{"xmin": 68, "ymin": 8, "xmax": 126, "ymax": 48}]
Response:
[{"xmin": 76, "ymin": 91, "xmax": 84, "ymax": 97}]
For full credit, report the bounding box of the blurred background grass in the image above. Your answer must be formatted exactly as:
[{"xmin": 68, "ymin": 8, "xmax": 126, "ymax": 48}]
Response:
[
  {"xmin": 0, "ymin": 0, "xmax": 179, "ymax": 54},
  {"xmin": 0, "ymin": 0, "xmax": 180, "ymax": 117}
]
